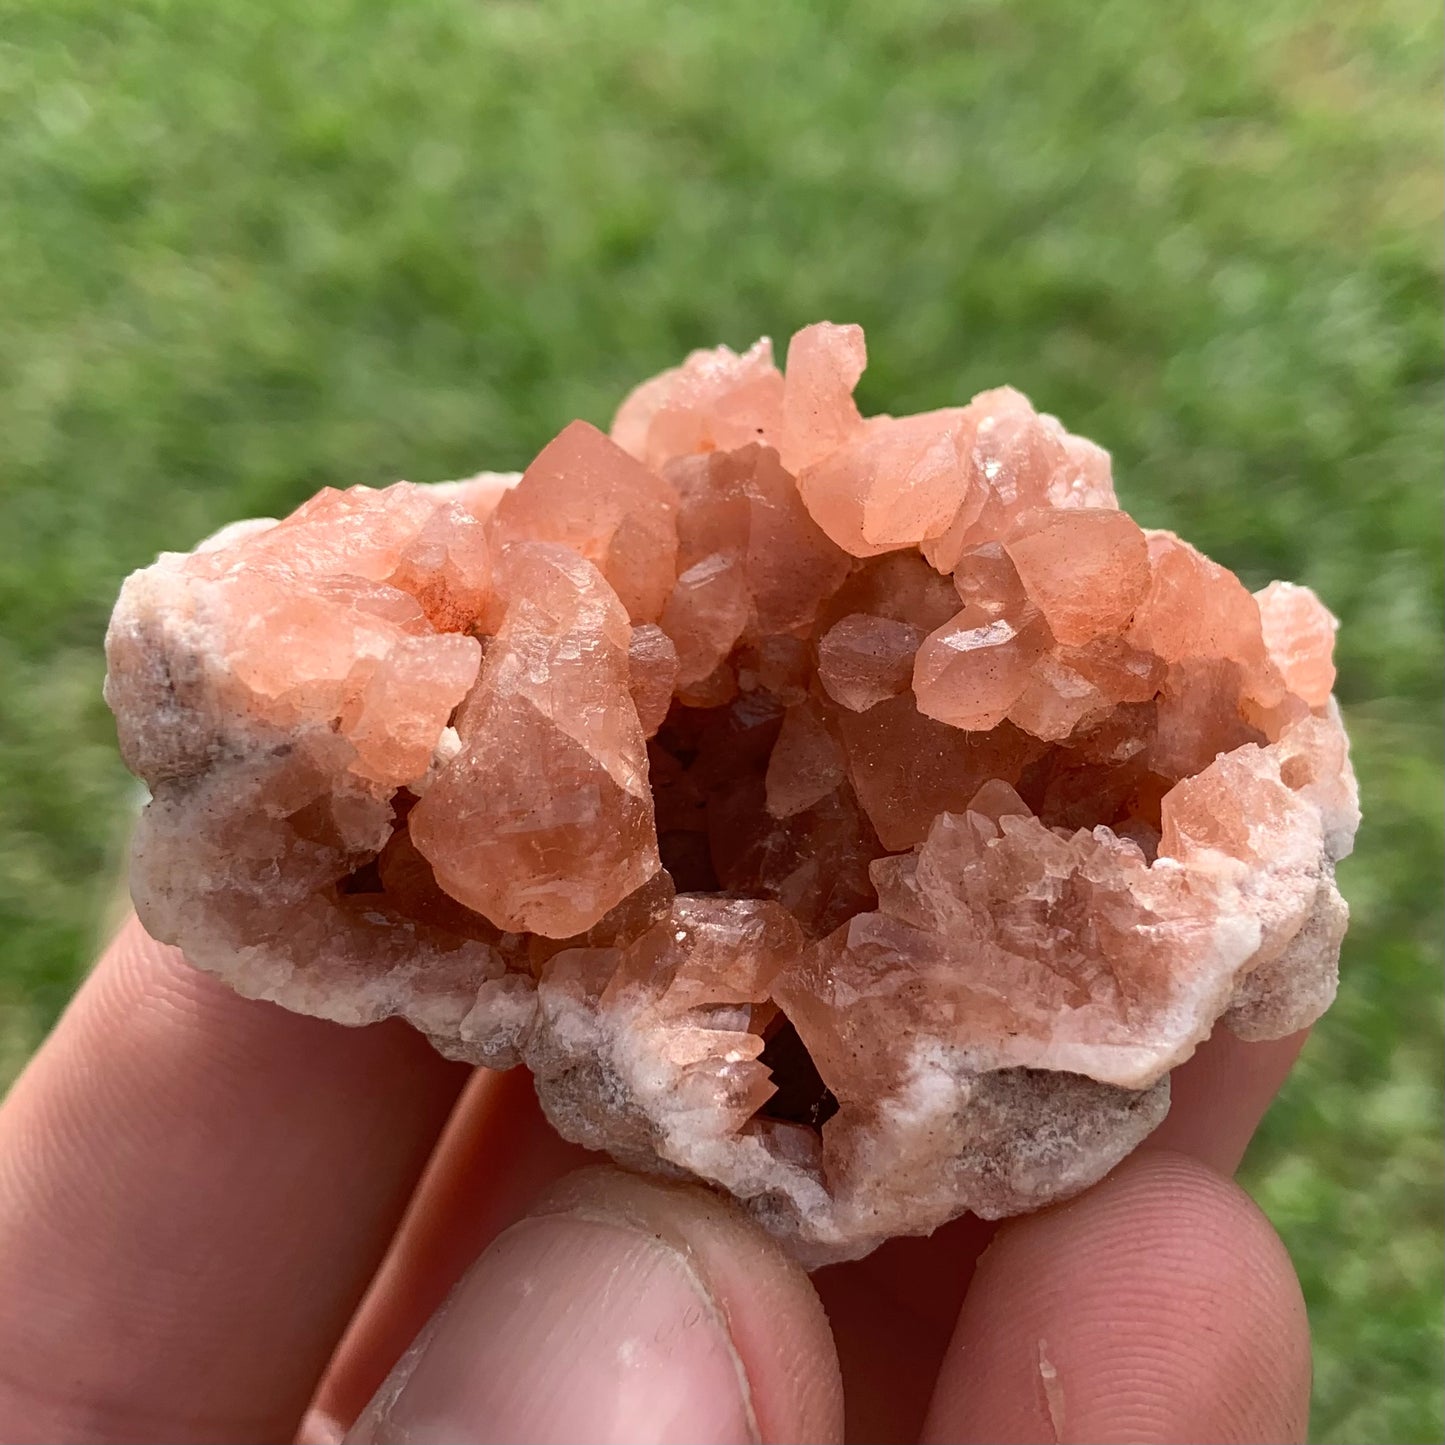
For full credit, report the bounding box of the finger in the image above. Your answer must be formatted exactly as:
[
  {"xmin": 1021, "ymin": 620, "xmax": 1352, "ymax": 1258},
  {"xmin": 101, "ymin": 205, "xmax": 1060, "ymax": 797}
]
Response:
[
  {"xmin": 314, "ymin": 1016, "xmax": 1304, "ymax": 1445},
  {"xmin": 812, "ymin": 1213, "xmax": 998, "ymax": 1444},
  {"xmin": 347, "ymin": 1166, "xmax": 845, "ymax": 1445},
  {"xmin": 798, "ymin": 1027, "xmax": 1308, "ymax": 1444},
  {"xmin": 305, "ymin": 1067, "xmax": 595, "ymax": 1440},
  {"xmin": 0, "ymin": 914, "xmax": 468, "ymax": 1445},
  {"xmin": 1145, "ymin": 1027, "xmax": 1309, "ymax": 1174},
  {"xmin": 922, "ymin": 1150, "xmax": 1312, "ymax": 1444}
]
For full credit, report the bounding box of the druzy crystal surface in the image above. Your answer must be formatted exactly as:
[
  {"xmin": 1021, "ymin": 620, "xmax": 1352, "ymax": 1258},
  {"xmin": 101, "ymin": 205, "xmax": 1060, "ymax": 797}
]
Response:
[{"xmin": 105, "ymin": 324, "xmax": 1359, "ymax": 1264}]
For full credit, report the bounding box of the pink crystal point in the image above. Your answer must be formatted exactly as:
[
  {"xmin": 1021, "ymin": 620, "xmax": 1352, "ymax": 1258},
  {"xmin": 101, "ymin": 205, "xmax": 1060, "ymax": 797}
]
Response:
[
  {"xmin": 1255, "ymin": 580, "xmax": 1339, "ymax": 707},
  {"xmin": 817, "ymin": 613, "xmax": 923, "ymax": 712},
  {"xmin": 1130, "ymin": 531, "xmax": 1271, "ymax": 673},
  {"xmin": 526, "ymin": 896, "xmax": 806, "ymax": 1169},
  {"xmin": 489, "ymin": 420, "xmax": 678, "ymax": 623},
  {"xmin": 409, "ymin": 542, "xmax": 660, "ymax": 937},
  {"xmin": 780, "ymin": 321, "xmax": 867, "ymax": 474},
  {"xmin": 798, "ymin": 409, "xmax": 974, "ymax": 556},
  {"xmin": 106, "ymin": 320, "xmax": 1358, "ymax": 1267},
  {"xmin": 913, "ymin": 610, "xmax": 1053, "ymax": 732},
  {"xmin": 1004, "ymin": 508, "xmax": 1151, "ymax": 646},
  {"xmin": 921, "ymin": 387, "xmax": 1065, "ymax": 573},
  {"xmin": 611, "ymin": 337, "xmax": 785, "ymax": 470},
  {"xmin": 765, "ymin": 698, "xmax": 846, "ymax": 818},
  {"xmin": 627, "ymin": 623, "xmax": 681, "ymax": 738},
  {"xmin": 1049, "ymin": 429, "xmax": 1119, "ymax": 510}
]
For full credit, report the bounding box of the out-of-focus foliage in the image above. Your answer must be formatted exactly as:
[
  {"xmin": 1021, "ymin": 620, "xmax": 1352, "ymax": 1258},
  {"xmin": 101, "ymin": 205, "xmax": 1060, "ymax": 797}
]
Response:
[{"xmin": 0, "ymin": 1, "xmax": 1439, "ymax": 1437}]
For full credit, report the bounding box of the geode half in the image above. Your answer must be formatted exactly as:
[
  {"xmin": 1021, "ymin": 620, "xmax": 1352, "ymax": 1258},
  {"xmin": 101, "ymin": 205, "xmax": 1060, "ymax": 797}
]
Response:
[{"xmin": 104, "ymin": 324, "xmax": 1358, "ymax": 1264}]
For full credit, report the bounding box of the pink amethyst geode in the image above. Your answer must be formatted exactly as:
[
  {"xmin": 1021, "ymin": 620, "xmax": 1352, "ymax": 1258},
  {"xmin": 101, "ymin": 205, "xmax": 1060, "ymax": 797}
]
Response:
[{"xmin": 104, "ymin": 324, "xmax": 1359, "ymax": 1264}]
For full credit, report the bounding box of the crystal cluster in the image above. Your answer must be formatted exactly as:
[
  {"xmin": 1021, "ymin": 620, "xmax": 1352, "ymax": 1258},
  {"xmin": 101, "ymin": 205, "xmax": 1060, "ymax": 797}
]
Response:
[{"xmin": 105, "ymin": 324, "xmax": 1358, "ymax": 1264}]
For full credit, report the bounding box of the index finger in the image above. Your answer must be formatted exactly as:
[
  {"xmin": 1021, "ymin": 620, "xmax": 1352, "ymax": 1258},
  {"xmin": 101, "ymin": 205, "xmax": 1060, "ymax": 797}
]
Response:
[{"xmin": 0, "ymin": 915, "xmax": 467, "ymax": 1444}]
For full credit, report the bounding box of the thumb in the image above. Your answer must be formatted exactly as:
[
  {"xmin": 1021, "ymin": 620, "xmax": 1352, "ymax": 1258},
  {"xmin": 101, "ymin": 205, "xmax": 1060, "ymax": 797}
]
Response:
[{"xmin": 346, "ymin": 1166, "xmax": 843, "ymax": 1445}]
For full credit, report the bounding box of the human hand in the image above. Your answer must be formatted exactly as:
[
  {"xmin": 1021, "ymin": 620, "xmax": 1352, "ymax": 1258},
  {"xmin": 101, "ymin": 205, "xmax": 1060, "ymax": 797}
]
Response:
[{"xmin": 0, "ymin": 914, "xmax": 1312, "ymax": 1443}]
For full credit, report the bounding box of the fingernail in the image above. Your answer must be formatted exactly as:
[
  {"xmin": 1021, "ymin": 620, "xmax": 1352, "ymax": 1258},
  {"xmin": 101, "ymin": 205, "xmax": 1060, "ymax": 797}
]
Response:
[
  {"xmin": 348, "ymin": 1210, "xmax": 758, "ymax": 1445},
  {"xmin": 297, "ymin": 1406, "xmax": 346, "ymax": 1445}
]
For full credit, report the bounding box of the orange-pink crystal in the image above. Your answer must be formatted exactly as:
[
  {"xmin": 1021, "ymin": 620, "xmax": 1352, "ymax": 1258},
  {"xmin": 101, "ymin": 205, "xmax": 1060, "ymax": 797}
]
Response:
[
  {"xmin": 106, "ymin": 320, "xmax": 1357, "ymax": 1264},
  {"xmin": 407, "ymin": 542, "xmax": 660, "ymax": 938}
]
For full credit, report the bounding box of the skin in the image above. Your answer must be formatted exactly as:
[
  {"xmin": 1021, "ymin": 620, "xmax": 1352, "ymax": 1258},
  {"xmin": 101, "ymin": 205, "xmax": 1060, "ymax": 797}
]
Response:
[{"xmin": 0, "ymin": 913, "xmax": 1313, "ymax": 1444}]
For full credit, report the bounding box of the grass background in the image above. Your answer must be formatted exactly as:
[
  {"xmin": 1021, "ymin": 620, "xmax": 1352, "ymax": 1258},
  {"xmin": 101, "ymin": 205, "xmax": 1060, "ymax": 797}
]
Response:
[{"xmin": 1, "ymin": 0, "xmax": 1440, "ymax": 1438}]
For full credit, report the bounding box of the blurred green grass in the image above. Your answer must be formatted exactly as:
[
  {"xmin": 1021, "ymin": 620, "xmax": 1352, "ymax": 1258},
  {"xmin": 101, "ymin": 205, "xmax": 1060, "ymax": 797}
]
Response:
[{"xmin": 0, "ymin": 0, "xmax": 1440, "ymax": 1437}]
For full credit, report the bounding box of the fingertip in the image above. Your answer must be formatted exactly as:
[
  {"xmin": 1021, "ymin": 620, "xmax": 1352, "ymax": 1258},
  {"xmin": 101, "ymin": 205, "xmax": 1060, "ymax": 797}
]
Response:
[
  {"xmin": 923, "ymin": 1151, "xmax": 1311, "ymax": 1444},
  {"xmin": 1146, "ymin": 1028, "xmax": 1310, "ymax": 1174},
  {"xmin": 296, "ymin": 1406, "xmax": 346, "ymax": 1445},
  {"xmin": 529, "ymin": 1168, "xmax": 845, "ymax": 1445},
  {"xmin": 349, "ymin": 1166, "xmax": 843, "ymax": 1445}
]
